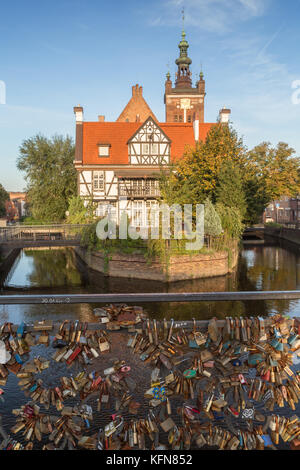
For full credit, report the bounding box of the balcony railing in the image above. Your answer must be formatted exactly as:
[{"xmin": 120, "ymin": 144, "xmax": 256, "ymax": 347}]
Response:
[{"xmin": 119, "ymin": 187, "xmax": 161, "ymax": 198}]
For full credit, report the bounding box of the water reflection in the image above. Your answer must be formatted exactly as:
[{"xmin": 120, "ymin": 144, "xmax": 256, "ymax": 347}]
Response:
[
  {"xmin": 0, "ymin": 241, "xmax": 299, "ymax": 322},
  {"xmin": 5, "ymin": 248, "xmax": 82, "ymax": 288}
]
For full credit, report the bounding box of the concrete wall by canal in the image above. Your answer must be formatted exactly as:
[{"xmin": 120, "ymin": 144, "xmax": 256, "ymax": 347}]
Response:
[
  {"xmin": 265, "ymin": 227, "xmax": 300, "ymax": 247},
  {"xmin": 74, "ymin": 246, "xmax": 239, "ymax": 282}
]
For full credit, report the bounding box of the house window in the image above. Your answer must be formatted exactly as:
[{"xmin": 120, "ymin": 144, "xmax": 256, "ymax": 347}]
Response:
[
  {"xmin": 132, "ymin": 200, "xmax": 144, "ymax": 227},
  {"xmin": 98, "ymin": 145, "xmax": 110, "ymax": 157},
  {"xmin": 187, "ymin": 115, "xmax": 191, "ymax": 122},
  {"xmin": 174, "ymin": 115, "xmax": 178, "ymax": 122},
  {"xmin": 146, "ymin": 200, "xmax": 159, "ymax": 227},
  {"xmin": 179, "ymin": 115, "xmax": 183, "ymax": 122},
  {"xmin": 142, "ymin": 143, "xmax": 149, "ymax": 154},
  {"xmin": 96, "ymin": 202, "xmax": 108, "ymax": 217},
  {"xmin": 93, "ymin": 171, "xmax": 104, "ymax": 191},
  {"xmin": 151, "ymin": 143, "xmax": 158, "ymax": 154}
]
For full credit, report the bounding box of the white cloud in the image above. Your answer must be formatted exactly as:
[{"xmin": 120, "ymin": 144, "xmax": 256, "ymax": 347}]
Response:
[
  {"xmin": 148, "ymin": 0, "xmax": 270, "ymax": 33},
  {"xmin": 238, "ymin": 0, "xmax": 267, "ymax": 17}
]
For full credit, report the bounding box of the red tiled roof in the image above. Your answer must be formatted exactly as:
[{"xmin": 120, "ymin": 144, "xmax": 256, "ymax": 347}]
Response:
[
  {"xmin": 160, "ymin": 123, "xmax": 214, "ymax": 161},
  {"xmin": 82, "ymin": 121, "xmax": 215, "ymax": 165}
]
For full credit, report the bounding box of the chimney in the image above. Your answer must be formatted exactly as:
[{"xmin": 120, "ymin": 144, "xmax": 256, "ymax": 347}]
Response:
[
  {"xmin": 73, "ymin": 105, "xmax": 83, "ymax": 122},
  {"xmin": 132, "ymin": 84, "xmax": 142, "ymax": 97},
  {"xmin": 98, "ymin": 115, "xmax": 105, "ymax": 122},
  {"xmin": 193, "ymin": 113, "xmax": 199, "ymax": 142},
  {"xmin": 219, "ymin": 107, "xmax": 231, "ymax": 124},
  {"xmin": 73, "ymin": 105, "xmax": 83, "ymax": 163}
]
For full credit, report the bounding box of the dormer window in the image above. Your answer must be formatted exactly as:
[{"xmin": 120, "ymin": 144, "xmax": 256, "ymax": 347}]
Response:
[{"xmin": 98, "ymin": 144, "xmax": 110, "ymax": 157}]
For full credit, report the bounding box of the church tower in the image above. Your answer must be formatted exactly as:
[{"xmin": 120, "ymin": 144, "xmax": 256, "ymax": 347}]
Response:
[{"xmin": 164, "ymin": 22, "xmax": 206, "ymax": 123}]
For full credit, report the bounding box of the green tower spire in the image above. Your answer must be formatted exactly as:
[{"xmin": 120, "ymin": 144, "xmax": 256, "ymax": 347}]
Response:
[
  {"xmin": 175, "ymin": 8, "xmax": 192, "ymax": 87},
  {"xmin": 175, "ymin": 9, "xmax": 192, "ymax": 67}
]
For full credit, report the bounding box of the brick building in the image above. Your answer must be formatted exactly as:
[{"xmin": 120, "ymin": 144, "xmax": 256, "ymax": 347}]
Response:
[
  {"xmin": 73, "ymin": 28, "xmax": 231, "ymax": 226},
  {"xmin": 5, "ymin": 192, "xmax": 27, "ymax": 222},
  {"xmin": 264, "ymin": 196, "xmax": 300, "ymax": 226}
]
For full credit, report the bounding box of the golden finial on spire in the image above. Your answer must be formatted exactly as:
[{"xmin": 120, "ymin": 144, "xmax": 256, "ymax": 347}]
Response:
[{"xmin": 166, "ymin": 62, "xmax": 171, "ymax": 80}]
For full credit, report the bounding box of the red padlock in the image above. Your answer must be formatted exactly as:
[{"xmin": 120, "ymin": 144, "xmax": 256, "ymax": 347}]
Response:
[
  {"xmin": 261, "ymin": 370, "xmax": 270, "ymax": 381},
  {"xmin": 66, "ymin": 346, "xmax": 81, "ymax": 365},
  {"xmin": 55, "ymin": 387, "xmax": 63, "ymax": 401},
  {"xmin": 92, "ymin": 376, "xmax": 102, "ymax": 389}
]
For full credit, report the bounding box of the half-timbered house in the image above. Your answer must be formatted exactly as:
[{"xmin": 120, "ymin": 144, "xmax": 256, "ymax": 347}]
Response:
[{"xmin": 73, "ymin": 28, "xmax": 231, "ymax": 227}]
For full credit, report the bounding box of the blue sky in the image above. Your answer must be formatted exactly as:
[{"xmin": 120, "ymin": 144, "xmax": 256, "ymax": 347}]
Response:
[{"xmin": 1, "ymin": 0, "xmax": 300, "ymax": 191}]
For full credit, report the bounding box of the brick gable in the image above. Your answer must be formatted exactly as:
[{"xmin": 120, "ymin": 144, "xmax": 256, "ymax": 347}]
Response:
[{"xmin": 116, "ymin": 84, "xmax": 158, "ymax": 123}]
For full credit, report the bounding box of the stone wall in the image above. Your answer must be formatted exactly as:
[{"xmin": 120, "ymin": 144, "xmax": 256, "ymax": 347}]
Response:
[
  {"xmin": 0, "ymin": 247, "xmax": 20, "ymax": 285},
  {"xmin": 265, "ymin": 227, "xmax": 300, "ymax": 247},
  {"xmin": 74, "ymin": 246, "xmax": 239, "ymax": 282}
]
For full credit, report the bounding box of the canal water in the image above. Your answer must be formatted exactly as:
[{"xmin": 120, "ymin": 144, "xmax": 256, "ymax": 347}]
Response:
[
  {"xmin": 0, "ymin": 242, "xmax": 299, "ymax": 449},
  {"xmin": 0, "ymin": 241, "xmax": 299, "ymax": 323}
]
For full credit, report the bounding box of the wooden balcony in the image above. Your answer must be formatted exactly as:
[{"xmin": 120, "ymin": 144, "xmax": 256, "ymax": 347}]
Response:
[{"xmin": 119, "ymin": 187, "xmax": 160, "ymax": 198}]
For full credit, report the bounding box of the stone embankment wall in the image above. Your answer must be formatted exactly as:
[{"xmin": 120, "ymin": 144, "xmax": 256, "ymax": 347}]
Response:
[
  {"xmin": 74, "ymin": 246, "xmax": 239, "ymax": 282},
  {"xmin": 0, "ymin": 246, "xmax": 20, "ymax": 284}
]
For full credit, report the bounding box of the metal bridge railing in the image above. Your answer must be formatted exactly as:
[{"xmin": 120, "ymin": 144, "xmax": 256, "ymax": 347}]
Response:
[
  {"xmin": 0, "ymin": 290, "xmax": 300, "ymax": 304},
  {"xmin": 0, "ymin": 290, "xmax": 300, "ymax": 331},
  {"xmin": 0, "ymin": 224, "xmax": 90, "ymax": 243},
  {"xmin": 0, "ymin": 290, "xmax": 299, "ymax": 331}
]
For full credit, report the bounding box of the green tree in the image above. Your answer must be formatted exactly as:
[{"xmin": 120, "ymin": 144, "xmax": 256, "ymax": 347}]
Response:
[
  {"xmin": 243, "ymin": 174, "xmax": 269, "ymax": 225},
  {"xmin": 175, "ymin": 123, "xmax": 247, "ymax": 204},
  {"xmin": 246, "ymin": 142, "xmax": 300, "ymax": 202},
  {"xmin": 216, "ymin": 202, "xmax": 244, "ymax": 240},
  {"xmin": 204, "ymin": 198, "xmax": 222, "ymax": 248},
  {"xmin": 17, "ymin": 134, "xmax": 77, "ymax": 222},
  {"xmin": 66, "ymin": 196, "xmax": 98, "ymax": 224},
  {"xmin": 215, "ymin": 160, "xmax": 247, "ymax": 217},
  {"xmin": 0, "ymin": 183, "xmax": 9, "ymax": 217}
]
